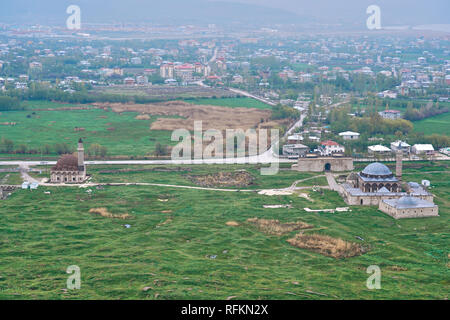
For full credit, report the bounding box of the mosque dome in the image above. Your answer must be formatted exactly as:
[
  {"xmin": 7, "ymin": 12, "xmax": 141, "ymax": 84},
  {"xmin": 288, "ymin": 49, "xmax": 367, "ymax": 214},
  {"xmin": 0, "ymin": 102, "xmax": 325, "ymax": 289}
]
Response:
[
  {"xmin": 52, "ymin": 154, "xmax": 79, "ymax": 171},
  {"xmin": 397, "ymin": 196, "xmax": 420, "ymax": 207},
  {"xmin": 361, "ymin": 162, "xmax": 392, "ymax": 177}
]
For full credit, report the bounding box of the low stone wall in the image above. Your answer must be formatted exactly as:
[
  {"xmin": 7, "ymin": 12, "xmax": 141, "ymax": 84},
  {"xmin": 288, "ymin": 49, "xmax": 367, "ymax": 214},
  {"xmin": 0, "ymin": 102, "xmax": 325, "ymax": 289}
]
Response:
[
  {"xmin": 292, "ymin": 157, "xmax": 354, "ymax": 172},
  {"xmin": 0, "ymin": 185, "xmax": 18, "ymax": 200}
]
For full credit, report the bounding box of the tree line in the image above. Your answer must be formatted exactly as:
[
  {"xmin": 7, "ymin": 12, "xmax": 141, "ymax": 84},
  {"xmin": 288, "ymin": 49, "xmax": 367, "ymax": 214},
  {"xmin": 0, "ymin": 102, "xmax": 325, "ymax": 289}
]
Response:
[{"xmin": 0, "ymin": 138, "xmax": 109, "ymax": 157}]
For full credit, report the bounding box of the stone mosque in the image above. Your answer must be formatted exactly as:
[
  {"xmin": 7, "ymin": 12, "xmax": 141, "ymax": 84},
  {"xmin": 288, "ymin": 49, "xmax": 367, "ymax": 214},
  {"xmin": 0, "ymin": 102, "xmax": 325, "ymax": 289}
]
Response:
[
  {"xmin": 340, "ymin": 151, "xmax": 439, "ymax": 219},
  {"xmin": 50, "ymin": 139, "xmax": 87, "ymax": 183}
]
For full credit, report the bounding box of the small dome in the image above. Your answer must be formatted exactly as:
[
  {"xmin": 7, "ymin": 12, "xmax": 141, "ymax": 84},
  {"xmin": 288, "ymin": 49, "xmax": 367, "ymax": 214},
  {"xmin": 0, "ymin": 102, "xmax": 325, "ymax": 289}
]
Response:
[
  {"xmin": 397, "ymin": 196, "xmax": 419, "ymax": 206},
  {"xmin": 52, "ymin": 154, "xmax": 79, "ymax": 171},
  {"xmin": 362, "ymin": 162, "xmax": 392, "ymax": 176},
  {"xmin": 377, "ymin": 186, "xmax": 390, "ymax": 193}
]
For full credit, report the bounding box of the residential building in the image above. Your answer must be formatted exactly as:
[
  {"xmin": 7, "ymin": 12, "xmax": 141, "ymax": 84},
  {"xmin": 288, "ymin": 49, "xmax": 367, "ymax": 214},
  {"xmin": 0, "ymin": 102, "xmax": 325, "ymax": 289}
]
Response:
[
  {"xmin": 282, "ymin": 144, "xmax": 309, "ymax": 157},
  {"xmin": 368, "ymin": 145, "xmax": 392, "ymax": 154},
  {"xmin": 287, "ymin": 134, "xmax": 304, "ymax": 144},
  {"xmin": 379, "ymin": 109, "xmax": 402, "ymax": 119},
  {"xmin": 319, "ymin": 140, "xmax": 345, "ymax": 156},
  {"xmin": 338, "ymin": 131, "xmax": 360, "ymax": 140},
  {"xmin": 411, "ymin": 144, "xmax": 435, "ymax": 155},
  {"xmin": 390, "ymin": 141, "xmax": 411, "ymax": 154}
]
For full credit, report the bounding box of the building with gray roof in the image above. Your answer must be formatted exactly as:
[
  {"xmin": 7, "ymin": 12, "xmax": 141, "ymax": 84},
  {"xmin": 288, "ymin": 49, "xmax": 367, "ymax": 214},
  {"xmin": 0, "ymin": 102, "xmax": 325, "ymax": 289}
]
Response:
[{"xmin": 379, "ymin": 196, "xmax": 438, "ymax": 219}]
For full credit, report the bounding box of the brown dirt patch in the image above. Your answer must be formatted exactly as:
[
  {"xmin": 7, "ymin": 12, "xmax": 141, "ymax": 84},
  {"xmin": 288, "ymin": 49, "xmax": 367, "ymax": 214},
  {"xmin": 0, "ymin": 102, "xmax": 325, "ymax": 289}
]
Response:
[
  {"xmin": 93, "ymin": 101, "xmax": 288, "ymax": 131},
  {"xmin": 187, "ymin": 170, "xmax": 254, "ymax": 187},
  {"xmin": 287, "ymin": 233, "xmax": 365, "ymax": 258},
  {"xmin": 89, "ymin": 208, "xmax": 131, "ymax": 219},
  {"xmin": 135, "ymin": 114, "xmax": 151, "ymax": 120},
  {"xmin": 247, "ymin": 218, "xmax": 313, "ymax": 236},
  {"xmin": 226, "ymin": 221, "xmax": 240, "ymax": 227},
  {"xmin": 387, "ymin": 265, "xmax": 408, "ymax": 271}
]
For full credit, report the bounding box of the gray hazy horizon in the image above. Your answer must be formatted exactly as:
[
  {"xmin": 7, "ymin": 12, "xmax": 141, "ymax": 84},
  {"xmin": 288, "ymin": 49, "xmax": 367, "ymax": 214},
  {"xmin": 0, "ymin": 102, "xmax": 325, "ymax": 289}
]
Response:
[{"xmin": 0, "ymin": 0, "xmax": 448, "ymax": 28}]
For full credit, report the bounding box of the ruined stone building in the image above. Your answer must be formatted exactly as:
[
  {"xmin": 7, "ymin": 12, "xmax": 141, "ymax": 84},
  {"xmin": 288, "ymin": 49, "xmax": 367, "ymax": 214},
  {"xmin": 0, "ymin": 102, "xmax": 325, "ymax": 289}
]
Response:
[{"xmin": 50, "ymin": 139, "xmax": 87, "ymax": 183}]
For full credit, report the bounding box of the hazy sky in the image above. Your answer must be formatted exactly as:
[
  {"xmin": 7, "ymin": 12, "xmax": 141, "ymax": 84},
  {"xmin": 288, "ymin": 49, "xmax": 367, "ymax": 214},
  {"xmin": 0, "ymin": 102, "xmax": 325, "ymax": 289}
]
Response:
[
  {"xmin": 216, "ymin": 0, "xmax": 450, "ymax": 25},
  {"xmin": 1, "ymin": 0, "xmax": 449, "ymax": 26}
]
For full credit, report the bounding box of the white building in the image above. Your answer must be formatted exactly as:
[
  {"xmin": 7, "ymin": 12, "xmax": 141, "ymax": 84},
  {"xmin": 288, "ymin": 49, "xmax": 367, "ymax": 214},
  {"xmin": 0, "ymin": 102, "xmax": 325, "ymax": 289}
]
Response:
[
  {"xmin": 338, "ymin": 131, "xmax": 360, "ymax": 140},
  {"xmin": 368, "ymin": 145, "xmax": 392, "ymax": 154},
  {"xmin": 412, "ymin": 144, "xmax": 435, "ymax": 155},
  {"xmin": 287, "ymin": 134, "xmax": 304, "ymax": 144},
  {"xmin": 390, "ymin": 141, "xmax": 411, "ymax": 154},
  {"xmin": 319, "ymin": 140, "xmax": 345, "ymax": 156},
  {"xmin": 282, "ymin": 144, "xmax": 310, "ymax": 157},
  {"xmin": 439, "ymin": 147, "xmax": 450, "ymax": 155}
]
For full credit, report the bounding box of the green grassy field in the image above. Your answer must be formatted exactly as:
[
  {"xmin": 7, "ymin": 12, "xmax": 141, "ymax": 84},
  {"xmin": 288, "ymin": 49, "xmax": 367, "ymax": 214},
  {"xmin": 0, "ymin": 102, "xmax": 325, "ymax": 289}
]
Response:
[
  {"xmin": 0, "ymin": 102, "xmax": 174, "ymax": 157},
  {"xmin": 0, "ymin": 172, "xmax": 22, "ymax": 185},
  {"xmin": 0, "ymin": 163, "xmax": 448, "ymax": 299},
  {"xmin": 413, "ymin": 112, "xmax": 450, "ymax": 136},
  {"xmin": 0, "ymin": 98, "xmax": 273, "ymax": 159},
  {"xmin": 186, "ymin": 97, "xmax": 272, "ymax": 110},
  {"xmin": 85, "ymin": 164, "xmax": 323, "ymax": 190}
]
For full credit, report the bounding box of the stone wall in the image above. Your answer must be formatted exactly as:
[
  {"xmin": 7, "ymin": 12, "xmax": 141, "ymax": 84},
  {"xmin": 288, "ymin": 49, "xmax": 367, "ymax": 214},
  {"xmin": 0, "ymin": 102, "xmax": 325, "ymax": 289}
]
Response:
[
  {"xmin": 292, "ymin": 157, "xmax": 354, "ymax": 172},
  {"xmin": 50, "ymin": 170, "xmax": 86, "ymax": 183}
]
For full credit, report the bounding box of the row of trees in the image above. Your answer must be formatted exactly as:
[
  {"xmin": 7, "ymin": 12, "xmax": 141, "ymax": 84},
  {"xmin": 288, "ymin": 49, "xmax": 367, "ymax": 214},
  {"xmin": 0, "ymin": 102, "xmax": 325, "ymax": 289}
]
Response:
[
  {"xmin": 0, "ymin": 139, "xmax": 75, "ymax": 155},
  {"xmin": 0, "ymin": 96, "xmax": 23, "ymax": 111},
  {"xmin": 271, "ymin": 104, "xmax": 300, "ymax": 120},
  {"xmin": 327, "ymin": 107, "xmax": 414, "ymax": 136},
  {"xmin": 404, "ymin": 102, "xmax": 449, "ymax": 121},
  {"xmin": 2, "ymin": 85, "xmax": 166, "ymax": 105},
  {"xmin": 0, "ymin": 138, "xmax": 109, "ymax": 157}
]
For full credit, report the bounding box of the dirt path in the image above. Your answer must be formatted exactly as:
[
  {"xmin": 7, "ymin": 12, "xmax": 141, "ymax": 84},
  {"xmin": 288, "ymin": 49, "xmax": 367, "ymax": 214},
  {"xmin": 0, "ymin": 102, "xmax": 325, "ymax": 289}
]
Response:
[
  {"xmin": 288, "ymin": 175, "xmax": 325, "ymax": 190},
  {"xmin": 325, "ymin": 172, "xmax": 342, "ymax": 192}
]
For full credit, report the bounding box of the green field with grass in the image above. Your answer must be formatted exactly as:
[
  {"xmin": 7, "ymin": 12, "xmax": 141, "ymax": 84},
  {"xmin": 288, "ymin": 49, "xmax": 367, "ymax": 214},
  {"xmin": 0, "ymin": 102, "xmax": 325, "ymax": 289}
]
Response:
[
  {"xmin": 0, "ymin": 172, "xmax": 22, "ymax": 185},
  {"xmin": 413, "ymin": 112, "xmax": 450, "ymax": 136},
  {"xmin": 0, "ymin": 162, "xmax": 448, "ymax": 299},
  {"xmin": 186, "ymin": 97, "xmax": 272, "ymax": 110},
  {"xmin": 0, "ymin": 99, "xmax": 274, "ymax": 159},
  {"xmin": 0, "ymin": 102, "xmax": 174, "ymax": 157}
]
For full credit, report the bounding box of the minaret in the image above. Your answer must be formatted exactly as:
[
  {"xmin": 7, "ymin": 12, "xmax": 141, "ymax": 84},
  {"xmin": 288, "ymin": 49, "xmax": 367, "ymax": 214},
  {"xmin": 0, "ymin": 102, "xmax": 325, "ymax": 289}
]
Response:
[
  {"xmin": 77, "ymin": 138, "xmax": 85, "ymax": 171},
  {"xmin": 395, "ymin": 150, "xmax": 402, "ymax": 180}
]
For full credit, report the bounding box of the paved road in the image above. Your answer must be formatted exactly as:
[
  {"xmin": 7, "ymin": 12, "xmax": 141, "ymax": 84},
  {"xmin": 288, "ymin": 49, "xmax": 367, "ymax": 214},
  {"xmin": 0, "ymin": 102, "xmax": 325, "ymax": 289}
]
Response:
[
  {"xmin": 227, "ymin": 88, "xmax": 277, "ymax": 106},
  {"xmin": 0, "ymin": 114, "xmax": 306, "ymax": 168}
]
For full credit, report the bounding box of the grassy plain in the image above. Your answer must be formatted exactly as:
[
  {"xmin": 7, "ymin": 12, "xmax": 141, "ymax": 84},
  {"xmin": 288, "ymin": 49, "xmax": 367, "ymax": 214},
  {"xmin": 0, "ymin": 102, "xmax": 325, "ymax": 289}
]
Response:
[
  {"xmin": 186, "ymin": 97, "xmax": 272, "ymax": 110},
  {"xmin": 0, "ymin": 98, "xmax": 274, "ymax": 159},
  {"xmin": 413, "ymin": 112, "xmax": 450, "ymax": 136},
  {"xmin": 0, "ymin": 101, "xmax": 173, "ymax": 157},
  {"xmin": 0, "ymin": 162, "xmax": 448, "ymax": 299}
]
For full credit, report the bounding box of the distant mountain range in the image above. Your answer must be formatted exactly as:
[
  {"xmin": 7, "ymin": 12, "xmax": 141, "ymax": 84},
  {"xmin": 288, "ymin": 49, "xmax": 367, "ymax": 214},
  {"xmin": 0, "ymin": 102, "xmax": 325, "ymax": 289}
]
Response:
[
  {"xmin": 0, "ymin": 0, "xmax": 310, "ymax": 26},
  {"xmin": 0, "ymin": 0, "xmax": 448, "ymax": 29}
]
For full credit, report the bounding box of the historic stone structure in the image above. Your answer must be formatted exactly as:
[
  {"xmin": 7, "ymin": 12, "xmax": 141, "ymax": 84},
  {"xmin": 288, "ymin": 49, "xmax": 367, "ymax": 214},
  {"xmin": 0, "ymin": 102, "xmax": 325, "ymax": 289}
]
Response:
[
  {"xmin": 0, "ymin": 185, "xmax": 17, "ymax": 200},
  {"xmin": 379, "ymin": 196, "xmax": 439, "ymax": 219},
  {"xmin": 339, "ymin": 155, "xmax": 438, "ymax": 218},
  {"xmin": 356, "ymin": 162, "xmax": 400, "ymax": 193},
  {"xmin": 291, "ymin": 156, "xmax": 353, "ymax": 172},
  {"xmin": 341, "ymin": 161, "xmax": 433, "ymax": 206},
  {"xmin": 50, "ymin": 139, "xmax": 87, "ymax": 183}
]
